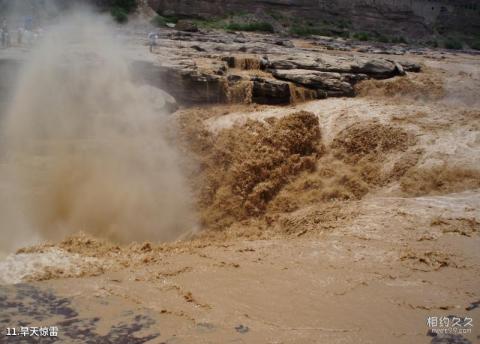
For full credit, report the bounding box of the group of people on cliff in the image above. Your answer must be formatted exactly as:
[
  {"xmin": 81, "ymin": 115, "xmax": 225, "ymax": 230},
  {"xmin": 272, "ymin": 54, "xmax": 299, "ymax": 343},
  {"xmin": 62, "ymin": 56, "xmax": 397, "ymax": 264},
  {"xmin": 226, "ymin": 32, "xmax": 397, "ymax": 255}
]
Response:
[{"xmin": 1, "ymin": 17, "xmax": 42, "ymax": 48}]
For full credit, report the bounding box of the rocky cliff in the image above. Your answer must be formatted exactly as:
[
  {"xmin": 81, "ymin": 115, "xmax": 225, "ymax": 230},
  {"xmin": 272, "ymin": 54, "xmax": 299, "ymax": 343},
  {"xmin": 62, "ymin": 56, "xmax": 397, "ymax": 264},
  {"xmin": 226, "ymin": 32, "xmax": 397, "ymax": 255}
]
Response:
[
  {"xmin": 1, "ymin": 0, "xmax": 478, "ymax": 42},
  {"xmin": 148, "ymin": 0, "xmax": 480, "ymax": 40}
]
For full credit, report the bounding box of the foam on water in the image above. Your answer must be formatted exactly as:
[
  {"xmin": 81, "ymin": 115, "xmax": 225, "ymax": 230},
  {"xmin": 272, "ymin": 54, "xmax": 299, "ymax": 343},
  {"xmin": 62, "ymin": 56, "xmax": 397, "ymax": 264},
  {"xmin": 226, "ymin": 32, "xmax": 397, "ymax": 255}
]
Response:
[{"xmin": 0, "ymin": 248, "xmax": 99, "ymax": 284}]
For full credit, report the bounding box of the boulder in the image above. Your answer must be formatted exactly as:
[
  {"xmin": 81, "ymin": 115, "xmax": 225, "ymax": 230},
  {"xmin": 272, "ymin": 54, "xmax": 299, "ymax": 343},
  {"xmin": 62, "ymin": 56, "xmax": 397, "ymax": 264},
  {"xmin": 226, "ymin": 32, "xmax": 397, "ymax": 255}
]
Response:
[
  {"xmin": 274, "ymin": 40, "xmax": 295, "ymax": 48},
  {"xmin": 272, "ymin": 69, "xmax": 354, "ymax": 97},
  {"xmin": 315, "ymin": 55, "xmax": 360, "ymax": 73},
  {"xmin": 341, "ymin": 73, "xmax": 369, "ymax": 84},
  {"xmin": 268, "ymin": 57, "xmax": 319, "ymax": 70},
  {"xmin": 268, "ymin": 55, "xmax": 400, "ymax": 78},
  {"xmin": 393, "ymin": 61, "xmax": 405, "ymax": 76},
  {"xmin": 398, "ymin": 61, "xmax": 422, "ymax": 73},
  {"xmin": 251, "ymin": 77, "xmax": 291, "ymax": 105},
  {"xmin": 166, "ymin": 67, "xmax": 226, "ymax": 104},
  {"xmin": 131, "ymin": 60, "xmax": 226, "ymax": 104},
  {"xmin": 353, "ymin": 58, "xmax": 397, "ymax": 79},
  {"xmin": 175, "ymin": 20, "xmax": 199, "ymax": 32}
]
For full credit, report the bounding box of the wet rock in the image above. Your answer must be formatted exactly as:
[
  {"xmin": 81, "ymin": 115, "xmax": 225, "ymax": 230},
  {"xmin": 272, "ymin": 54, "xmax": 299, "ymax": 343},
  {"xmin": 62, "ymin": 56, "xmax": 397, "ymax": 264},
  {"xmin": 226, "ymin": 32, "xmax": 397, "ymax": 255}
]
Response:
[
  {"xmin": 251, "ymin": 77, "xmax": 291, "ymax": 105},
  {"xmin": 394, "ymin": 61, "xmax": 406, "ymax": 76},
  {"xmin": 131, "ymin": 29, "xmax": 421, "ymax": 106},
  {"xmin": 191, "ymin": 45, "xmax": 206, "ymax": 52},
  {"xmin": 234, "ymin": 324, "xmax": 249, "ymax": 334},
  {"xmin": 353, "ymin": 58, "xmax": 397, "ymax": 79},
  {"xmin": 275, "ymin": 39, "xmax": 294, "ymax": 48},
  {"xmin": 466, "ymin": 300, "xmax": 480, "ymax": 311},
  {"xmin": 272, "ymin": 69, "xmax": 354, "ymax": 97},
  {"xmin": 398, "ymin": 61, "xmax": 422, "ymax": 73},
  {"xmin": 314, "ymin": 55, "xmax": 361, "ymax": 73},
  {"xmin": 268, "ymin": 55, "xmax": 401, "ymax": 79},
  {"xmin": 227, "ymin": 74, "xmax": 243, "ymax": 83},
  {"xmin": 0, "ymin": 284, "xmax": 160, "ymax": 343},
  {"xmin": 341, "ymin": 73, "xmax": 369, "ymax": 84},
  {"xmin": 222, "ymin": 56, "xmax": 235, "ymax": 68},
  {"xmin": 164, "ymin": 67, "xmax": 226, "ymax": 104},
  {"xmin": 197, "ymin": 322, "xmax": 215, "ymax": 332},
  {"xmin": 268, "ymin": 57, "xmax": 319, "ymax": 70}
]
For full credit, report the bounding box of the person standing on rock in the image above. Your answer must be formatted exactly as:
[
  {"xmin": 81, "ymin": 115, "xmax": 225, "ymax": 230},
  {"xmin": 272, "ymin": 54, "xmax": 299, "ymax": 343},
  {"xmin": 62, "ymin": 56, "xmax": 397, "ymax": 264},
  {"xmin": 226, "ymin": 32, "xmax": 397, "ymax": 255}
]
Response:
[
  {"xmin": 1, "ymin": 21, "xmax": 8, "ymax": 48},
  {"xmin": 17, "ymin": 26, "xmax": 24, "ymax": 46},
  {"xmin": 148, "ymin": 31, "xmax": 157, "ymax": 53}
]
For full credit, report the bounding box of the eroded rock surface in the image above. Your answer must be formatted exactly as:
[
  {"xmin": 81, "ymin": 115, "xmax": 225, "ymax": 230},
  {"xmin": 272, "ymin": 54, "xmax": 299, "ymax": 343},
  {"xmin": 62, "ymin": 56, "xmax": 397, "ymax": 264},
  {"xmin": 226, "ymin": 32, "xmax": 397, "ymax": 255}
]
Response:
[{"xmin": 132, "ymin": 29, "xmax": 422, "ymax": 105}]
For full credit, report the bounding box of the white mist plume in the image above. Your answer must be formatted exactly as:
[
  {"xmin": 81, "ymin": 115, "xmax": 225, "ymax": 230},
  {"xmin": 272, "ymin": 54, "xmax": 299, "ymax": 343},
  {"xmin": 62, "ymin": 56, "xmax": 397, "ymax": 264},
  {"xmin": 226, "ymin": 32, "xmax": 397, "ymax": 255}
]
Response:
[
  {"xmin": 1, "ymin": 0, "xmax": 64, "ymax": 23},
  {"xmin": 0, "ymin": 11, "xmax": 196, "ymax": 251}
]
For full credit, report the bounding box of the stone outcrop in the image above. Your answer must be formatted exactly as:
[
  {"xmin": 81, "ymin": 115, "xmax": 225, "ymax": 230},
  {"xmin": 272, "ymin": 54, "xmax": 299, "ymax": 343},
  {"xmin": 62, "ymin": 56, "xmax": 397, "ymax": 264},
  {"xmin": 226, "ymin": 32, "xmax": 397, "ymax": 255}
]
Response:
[
  {"xmin": 267, "ymin": 56, "xmax": 400, "ymax": 79},
  {"xmin": 131, "ymin": 28, "xmax": 422, "ymax": 105},
  {"xmin": 272, "ymin": 70, "xmax": 355, "ymax": 97},
  {"xmin": 251, "ymin": 77, "xmax": 291, "ymax": 105},
  {"xmin": 353, "ymin": 58, "xmax": 397, "ymax": 78}
]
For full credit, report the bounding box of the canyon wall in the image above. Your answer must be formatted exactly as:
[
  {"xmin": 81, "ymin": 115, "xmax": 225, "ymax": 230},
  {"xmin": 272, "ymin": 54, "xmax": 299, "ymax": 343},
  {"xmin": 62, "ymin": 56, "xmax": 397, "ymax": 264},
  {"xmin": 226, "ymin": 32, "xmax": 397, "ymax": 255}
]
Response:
[
  {"xmin": 0, "ymin": 0, "xmax": 478, "ymax": 39},
  {"xmin": 148, "ymin": 0, "xmax": 480, "ymax": 38}
]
